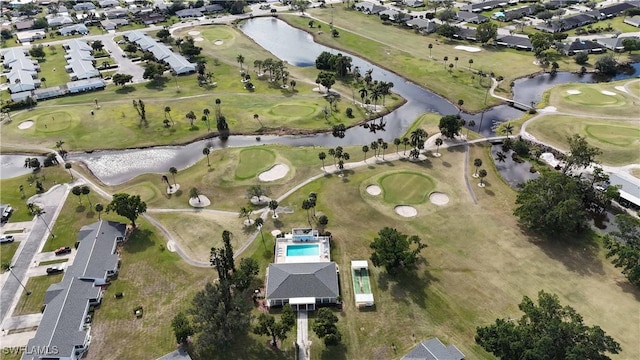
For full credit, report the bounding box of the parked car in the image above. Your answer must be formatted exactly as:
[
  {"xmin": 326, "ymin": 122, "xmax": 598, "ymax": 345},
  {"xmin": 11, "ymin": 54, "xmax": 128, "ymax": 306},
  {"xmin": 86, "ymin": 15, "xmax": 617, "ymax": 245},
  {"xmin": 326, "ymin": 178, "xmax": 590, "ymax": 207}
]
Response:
[
  {"xmin": 1, "ymin": 205, "xmax": 13, "ymax": 223},
  {"xmin": 54, "ymin": 246, "xmax": 72, "ymax": 255},
  {"xmin": 0, "ymin": 235, "xmax": 15, "ymax": 243},
  {"xmin": 46, "ymin": 265, "xmax": 64, "ymax": 275}
]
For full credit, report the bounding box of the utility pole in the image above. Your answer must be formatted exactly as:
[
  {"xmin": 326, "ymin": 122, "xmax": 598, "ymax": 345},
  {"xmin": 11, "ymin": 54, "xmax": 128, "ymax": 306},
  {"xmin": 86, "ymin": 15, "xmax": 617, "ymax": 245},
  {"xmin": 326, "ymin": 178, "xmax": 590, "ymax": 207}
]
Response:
[{"xmin": 8, "ymin": 266, "xmax": 31, "ymax": 296}]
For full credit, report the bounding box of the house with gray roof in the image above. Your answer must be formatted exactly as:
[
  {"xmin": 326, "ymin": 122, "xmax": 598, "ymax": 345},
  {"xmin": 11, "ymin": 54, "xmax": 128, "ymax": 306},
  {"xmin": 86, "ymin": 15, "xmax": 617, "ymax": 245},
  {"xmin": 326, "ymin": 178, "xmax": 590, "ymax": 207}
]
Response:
[
  {"xmin": 356, "ymin": 1, "xmax": 387, "ymax": 14},
  {"xmin": 265, "ymin": 262, "xmax": 339, "ymax": 311},
  {"xmin": 457, "ymin": 11, "xmax": 489, "ymax": 24},
  {"xmin": 22, "ymin": 221, "xmax": 125, "ymax": 360},
  {"xmin": 125, "ymin": 31, "xmax": 195, "ymax": 74},
  {"xmin": 624, "ymin": 15, "xmax": 640, "ymax": 27},
  {"xmin": 2, "ymin": 48, "xmax": 41, "ymax": 93},
  {"xmin": 596, "ymin": 35, "xmax": 640, "ymax": 51},
  {"xmin": 67, "ymin": 78, "xmax": 106, "ymax": 93},
  {"xmin": 98, "ymin": 0, "xmax": 120, "ymax": 7},
  {"xmin": 105, "ymin": 8, "xmax": 129, "ymax": 18},
  {"xmin": 406, "ymin": 18, "xmax": 438, "ymax": 33},
  {"xmin": 16, "ymin": 30, "xmax": 46, "ymax": 43},
  {"xmin": 47, "ymin": 15, "xmax": 73, "ymax": 27},
  {"xmin": 176, "ymin": 8, "xmax": 203, "ymax": 18},
  {"xmin": 403, "ymin": 338, "xmax": 465, "ymax": 360},
  {"xmin": 58, "ymin": 23, "xmax": 89, "ymax": 36},
  {"xmin": 461, "ymin": 0, "xmax": 507, "ymax": 13},
  {"xmin": 404, "ymin": 0, "xmax": 424, "ymax": 7},
  {"xmin": 73, "ymin": 2, "xmax": 96, "ymax": 11},
  {"xmin": 63, "ymin": 39, "xmax": 100, "ymax": 80},
  {"xmin": 495, "ymin": 35, "xmax": 533, "ymax": 50},
  {"xmin": 100, "ymin": 18, "xmax": 128, "ymax": 30},
  {"xmin": 562, "ymin": 39, "xmax": 606, "ymax": 55}
]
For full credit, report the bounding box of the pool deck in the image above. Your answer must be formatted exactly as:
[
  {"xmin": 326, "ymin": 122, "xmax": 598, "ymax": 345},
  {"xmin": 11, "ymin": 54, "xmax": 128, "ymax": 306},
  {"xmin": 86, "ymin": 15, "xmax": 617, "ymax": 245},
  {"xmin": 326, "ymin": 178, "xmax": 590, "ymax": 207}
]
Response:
[{"xmin": 275, "ymin": 236, "xmax": 331, "ymax": 264}]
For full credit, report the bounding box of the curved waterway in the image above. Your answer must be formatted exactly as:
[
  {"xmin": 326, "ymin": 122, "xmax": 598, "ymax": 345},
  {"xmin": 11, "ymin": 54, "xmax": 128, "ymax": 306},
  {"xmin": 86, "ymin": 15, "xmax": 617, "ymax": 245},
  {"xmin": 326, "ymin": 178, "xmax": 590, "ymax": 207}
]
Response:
[{"xmin": 63, "ymin": 18, "xmax": 637, "ymax": 185}]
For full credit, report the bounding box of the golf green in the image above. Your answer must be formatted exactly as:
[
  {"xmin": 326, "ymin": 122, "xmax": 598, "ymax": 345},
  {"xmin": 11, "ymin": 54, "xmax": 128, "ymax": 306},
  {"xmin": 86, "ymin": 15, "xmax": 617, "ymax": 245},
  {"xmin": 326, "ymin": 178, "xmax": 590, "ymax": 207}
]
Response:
[
  {"xmin": 585, "ymin": 124, "xmax": 640, "ymax": 147},
  {"xmin": 235, "ymin": 147, "xmax": 276, "ymax": 180},
  {"xmin": 379, "ymin": 171, "xmax": 435, "ymax": 205},
  {"xmin": 562, "ymin": 88, "xmax": 625, "ymax": 107},
  {"xmin": 35, "ymin": 111, "xmax": 77, "ymax": 133},
  {"xmin": 270, "ymin": 104, "xmax": 316, "ymax": 117}
]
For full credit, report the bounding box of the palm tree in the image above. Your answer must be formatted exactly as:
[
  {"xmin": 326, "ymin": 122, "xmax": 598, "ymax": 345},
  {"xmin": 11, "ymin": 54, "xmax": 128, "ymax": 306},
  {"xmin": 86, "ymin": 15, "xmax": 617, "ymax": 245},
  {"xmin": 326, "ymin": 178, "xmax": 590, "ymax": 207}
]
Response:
[
  {"xmin": 203, "ymin": 108, "xmax": 211, "ymax": 132},
  {"xmin": 239, "ymin": 206, "xmax": 252, "ymax": 224},
  {"xmin": 495, "ymin": 152, "xmax": 507, "ymax": 163},
  {"xmin": 402, "ymin": 137, "xmax": 410, "ymax": 155},
  {"xmin": 370, "ymin": 141, "xmax": 379, "ymax": 158},
  {"xmin": 65, "ymin": 163, "xmax": 73, "ymax": 179},
  {"xmin": 393, "ymin": 138, "xmax": 401, "ymax": 154},
  {"xmin": 457, "ymin": 99, "xmax": 464, "ymax": 115},
  {"xmin": 29, "ymin": 204, "xmax": 54, "ymax": 238},
  {"xmin": 19, "ymin": 185, "xmax": 25, "ymax": 199},
  {"xmin": 435, "ymin": 138, "xmax": 443, "ymax": 155},
  {"xmin": 164, "ymin": 106, "xmax": 173, "ymax": 126},
  {"xmin": 186, "ymin": 111, "xmax": 196, "ymax": 128},
  {"xmin": 468, "ymin": 58, "xmax": 474, "ymax": 71},
  {"xmin": 502, "ymin": 122, "xmax": 514, "ymax": 138},
  {"xmin": 454, "ymin": 56, "xmax": 459, "ymax": 67},
  {"xmin": 328, "ymin": 148, "xmax": 336, "ymax": 166},
  {"xmin": 190, "ymin": 187, "xmax": 201, "ymax": 203},
  {"xmin": 95, "ymin": 203, "xmax": 103, "ymax": 220},
  {"xmin": 169, "ymin": 167, "xmax": 178, "ymax": 187},
  {"xmin": 467, "ymin": 120, "xmax": 476, "ymax": 138},
  {"xmin": 254, "ymin": 217, "xmax": 266, "ymax": 249},
  {"xmin": 268, "ymin": 200, "xmax": 279, "ymax": 219},
  {"xmin": 428, "ymin": 43, "xmax": 433, "ymax": 58},
  {"xmin": 473, "ymin": 158, "xmax": 483, "ymax": 176},
  {"xmin": 478, "ymin": 169, "xmax": 488, "ymax": 187},
  {"xmin": 203, "ymin": 147, "xmax": 211, "ymax": 166},
  {"xmin": 301, "ymin": 199, "xmax": 312, "ymax": 224},
  {"xmin": 72, "ymin": 185, "xmax": 83, "ymax": 205},
  {"xmin": 443, "ymin": 56, "xmax": 448, "ymax": 69},
  {"xmin": 253, "ymin": 114, "xmax": 263, "ymax": 128},
  {"xmin": 410, "ymin": 128, "xmax": 427, "ymax": 149},
  {"xmin": 41, "ymin": 77, "xmax": 47, "ymax": 87},
  {"xmin": 253, "ymin": 59, "xmax": 262, "ymax": 74},
  {"xmin": 236, "ymin": 54, "xmax": 245, "ymax": 71},
  {"xmin": 81, "ymin": 185, "xmax": 91, "ymax": 207},
  {"xmin": 362, "ymin": 145, "xmax": 369, "ymax": 162},
  {"xmin": 290, "ymin": 80, "xmax": 296, "ymax": 91},
  {"xmin": 215, "ymin": 98, "xmax": 221, "ymax": 118},
  {"xmin": 55, "ymin": 140, "xmax": 65, "ymax": 152},
  {"xmin": 318, "ymin": 152, "xmax": 326, "ymax": 168},
  {"xmin": 381, "ymin": 142, "xmax": 388, "ymax": 160},
  {"xmin": 359, "ymin": 88, "xmax": 368, "ymax": 105}
]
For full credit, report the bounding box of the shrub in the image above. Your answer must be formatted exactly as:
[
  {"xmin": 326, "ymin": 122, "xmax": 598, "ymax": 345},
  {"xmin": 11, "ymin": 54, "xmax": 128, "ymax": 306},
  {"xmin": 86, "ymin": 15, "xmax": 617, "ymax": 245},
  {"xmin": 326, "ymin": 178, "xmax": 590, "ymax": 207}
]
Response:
[
  {"xmin": 345, "ymin": 107, "xmax": 353, "ymax": 118},
  {"xmin": 574, "ymin": 52, "xmax": 589, "ymax": 65}
]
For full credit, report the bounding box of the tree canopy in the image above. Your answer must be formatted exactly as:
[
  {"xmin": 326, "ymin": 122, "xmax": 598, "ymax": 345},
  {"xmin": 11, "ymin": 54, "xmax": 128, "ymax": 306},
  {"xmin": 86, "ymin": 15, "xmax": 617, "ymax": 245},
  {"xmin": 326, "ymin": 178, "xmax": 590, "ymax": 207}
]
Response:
[
  {"xmin": 513, "ymin": 171, "xmax": 588, "ymax": 236},
  {"xmin": 253, "ymin": 304, "xmax": 295, "ymax": 348},
  {"xmin": 315, "ymin": 51, "xmax": 353, "ymax": 78},
  {"xmin": 562, "ymin": 134, "xmax": 602, "ymax": 174},
  {"xmin": 105, "ymin": 193, "xmax": 147, "ymax": 227},
  {"xmin": 312, "ymin": 308, "xmax": 342, "ymax": 346},
  {"xmin": 604, "ymin": 214, "xmax": 640, "ymax": 287},
  {"xmin": 370, "ymin": 227, "xmax": 427, "ymax": 274},
  {"xmin": 438, "ymin": 114, "xmax": 463, "ymax": 139},
  {"xmin": 476, "ymin": 21, "xmax": 498, "ymax": 43},
  {"xmin": 476, "ymin": 290, "xmax": 621, "ymax": 359},
  {"xmin": 112, "ymin": 73, "xmax": 133, "ymax": 87},
  {"xmin": 171, "ymin": 312, "xmax": 194, "ymax": 345}
]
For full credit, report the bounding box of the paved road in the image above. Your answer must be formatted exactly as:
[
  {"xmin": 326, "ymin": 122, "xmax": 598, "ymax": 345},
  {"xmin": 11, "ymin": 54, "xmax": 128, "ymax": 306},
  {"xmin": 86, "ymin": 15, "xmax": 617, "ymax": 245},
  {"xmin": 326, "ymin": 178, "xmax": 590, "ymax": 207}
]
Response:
[{"xmin": 0, "ymin": 185, "xmax": 68, "ymax": 326}]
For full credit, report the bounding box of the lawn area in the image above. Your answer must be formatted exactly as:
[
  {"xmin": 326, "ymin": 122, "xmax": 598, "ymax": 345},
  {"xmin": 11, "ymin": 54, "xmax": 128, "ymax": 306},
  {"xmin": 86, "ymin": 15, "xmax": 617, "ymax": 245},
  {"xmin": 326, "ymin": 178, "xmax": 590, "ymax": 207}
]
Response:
[
  {"xmin": 378, "ymin": 171, "xmax": 435, "ymax": 204},
  {"xmin": 149, "ymin": 211, "xmax": 248, "ymax": 263},
  {"xmin": 547, "ymin": 81, "xmax": 638, "ymax": 117},
  {"xmin": 39, "ymin": 258, "xmax": 68, "ymax": 266},
  {"xmin": 37, "ymin": 46, "xmax": 74, "ymax": 88},
  {"xmin": 249, "ymin": 143, "xmax": 639, "ymax": 359},
  {"xmin": 0, "ymin": 242, "xmax": 20, "ymax": 271},
  {"xmin": 525, "ymin": 115, "xmax": 640, "ymax": 166},
  {"xmin": 0, "ymin": 165, "xmax": 70, "ymax": 223},
  {"xmin": 235, "ymin": 147, "xmax": 276, "ymax": 180},
  {"xmin": 281, "ymin": 9, "xmax": 544, "ymax": 112},
  {"xmin": 13, "ymin": 274, "xmax": 63, "ymax": 316}
]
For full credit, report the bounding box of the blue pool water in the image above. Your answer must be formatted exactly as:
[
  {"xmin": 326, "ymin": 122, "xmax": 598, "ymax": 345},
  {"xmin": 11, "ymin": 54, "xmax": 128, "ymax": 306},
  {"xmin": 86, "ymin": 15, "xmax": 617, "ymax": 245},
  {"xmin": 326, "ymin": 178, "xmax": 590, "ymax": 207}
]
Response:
[{"xmin": 286, "ymin": 244, "xmax": 319, "ymax": 257}]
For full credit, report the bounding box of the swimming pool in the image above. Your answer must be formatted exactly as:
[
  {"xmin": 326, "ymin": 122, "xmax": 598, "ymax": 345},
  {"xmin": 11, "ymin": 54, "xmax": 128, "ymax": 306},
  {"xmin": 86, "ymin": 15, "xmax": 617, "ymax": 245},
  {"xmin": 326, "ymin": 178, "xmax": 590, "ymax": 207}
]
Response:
[{"xmin": 286, "ymin": 244, "xmax": 320, "ymax": 257}]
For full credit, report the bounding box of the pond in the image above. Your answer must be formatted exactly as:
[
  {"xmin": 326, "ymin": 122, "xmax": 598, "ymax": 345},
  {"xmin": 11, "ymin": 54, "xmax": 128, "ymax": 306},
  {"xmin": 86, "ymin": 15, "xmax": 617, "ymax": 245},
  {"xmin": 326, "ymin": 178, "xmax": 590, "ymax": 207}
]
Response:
[
  {"xmin": 0, "ymin": 155, "xmax": 46, "ymax": 180},
  {"xmin": 489, "ymin": 145, "xmax": 539, "ymax": 189}
]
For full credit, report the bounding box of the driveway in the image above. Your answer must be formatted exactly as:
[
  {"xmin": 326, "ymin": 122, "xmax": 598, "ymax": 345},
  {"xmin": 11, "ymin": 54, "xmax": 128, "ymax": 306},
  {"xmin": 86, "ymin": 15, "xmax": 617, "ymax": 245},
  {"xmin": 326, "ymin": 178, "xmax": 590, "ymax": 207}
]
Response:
[{"xmin": 94, "ymin": 33, "xmax": 146, "ymax": 83}]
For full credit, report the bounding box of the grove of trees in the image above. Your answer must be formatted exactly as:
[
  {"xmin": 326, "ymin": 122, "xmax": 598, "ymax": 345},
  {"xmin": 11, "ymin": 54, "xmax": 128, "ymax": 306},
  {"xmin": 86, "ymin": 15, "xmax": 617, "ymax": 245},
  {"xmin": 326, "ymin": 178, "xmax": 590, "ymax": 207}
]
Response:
[{"xmin": 370, "ymin": 227, "xmax": 427, "ymax": 274}]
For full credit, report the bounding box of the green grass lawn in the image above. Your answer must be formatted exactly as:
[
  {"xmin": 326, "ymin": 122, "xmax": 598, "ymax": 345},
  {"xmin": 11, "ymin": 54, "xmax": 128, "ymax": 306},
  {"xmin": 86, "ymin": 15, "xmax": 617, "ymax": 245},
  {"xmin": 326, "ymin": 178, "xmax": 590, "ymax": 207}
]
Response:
[
  {"xmin": 13, "ymin": 274, "xmax": 63, "ymax": 316},
  {"xmin": 0, "ymin": 166, "xmax": 70, "ymax": 223},
  {"xmin": 0, "ymin": 348, "xmax": 23, "ymax": 360},
  {"xmin": 526, "ymin": 115, "xmax": 640, "ymax": 166},
  {"xmin": 0, "ymin": 242, "xmax": 20, "ymax": 271},
  {"xmin": 235, "ymin": 147, "xmax": 276, "ymax": 180},
  {"xmin": 547, "ymin": 82, "xmax": 638, "ymax": 117},
  {"xmin": 39, "ymin": 259, "xmax": 68, "ymax": 266},
  {"xmin": 37, "ymin": 47, "xmax": 73, "ymax": 87},
  {"xmin": 379, "ymin": 171, "xmax": 435, "ymax": 204}
]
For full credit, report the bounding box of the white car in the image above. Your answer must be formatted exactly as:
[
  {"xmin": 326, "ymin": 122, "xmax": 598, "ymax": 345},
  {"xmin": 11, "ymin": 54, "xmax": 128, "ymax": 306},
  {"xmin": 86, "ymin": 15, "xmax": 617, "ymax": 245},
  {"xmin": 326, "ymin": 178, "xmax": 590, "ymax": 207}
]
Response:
[{"xmin": 0, "ymin": 235, "xmax": 15, "ymax": 244}]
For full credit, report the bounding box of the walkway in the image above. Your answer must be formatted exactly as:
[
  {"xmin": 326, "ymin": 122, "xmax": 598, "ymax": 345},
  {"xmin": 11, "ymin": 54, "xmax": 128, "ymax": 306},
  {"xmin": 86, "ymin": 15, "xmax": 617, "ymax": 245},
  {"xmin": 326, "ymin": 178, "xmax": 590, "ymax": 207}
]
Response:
[{"xmin": 297, "ymin": 310, "xmax": 310, "ymax": 360}]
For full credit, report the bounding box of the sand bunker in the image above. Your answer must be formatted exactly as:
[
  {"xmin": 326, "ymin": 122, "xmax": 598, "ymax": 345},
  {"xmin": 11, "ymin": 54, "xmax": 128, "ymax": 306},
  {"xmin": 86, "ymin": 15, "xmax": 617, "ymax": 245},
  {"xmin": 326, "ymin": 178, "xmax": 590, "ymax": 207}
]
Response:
[
  {"xmin": 429, "ymin": 192, "xmax": 450, "ymax": 206},
  {"xmin": 614, "ymin": 86, "xmax": 628, "ymax": 94},
  {"xmin": 167, "ymin": 240, "xmax": 176, "ymax": 252},
  {"xmin": 189, "ymin": 195, "xmax": 211, "ymax": 208},
  {"xmin": 167, "ymin": 184, "xmax": 180, "ymax": 195},
  {"xmin": 601, "ymin": 90, "xmax": 616, "ymax": 96},
  {"xmin": 188, "ymin": 31, "xmax": 201, "ymax": 36},
  {"xmin": 271, "ymin": 229, "xmax": 282, "ymax": 236},
  {"xmin": 366, "ymin": 185, "xmax": 382, "ymax": 196},
  {"xmin": 566, "ymin": 90, "xmax": 581, "ymax": 95},
  {"xmin": 259, "ymin": 164, "xmax": 289, "ymax": 181},
  {"xmin": 18, "ymin": 120, "xmax": 34, "ymax": 130},
  {"xmin": 193, "ymin": 37, "xmax": 204, "ymax": 42},
  {"xmin": 540, "ymin": 106, "xmax": 557, "ymax": 113},
  {"xmin": 213, "ymin": 40, "xmax": 224, "ymax": 45},
  {"xmin": 395, "ymin": 205, "xmax": 418, "ymax": 217},
  {"xmin": 455, "ymin": 45, "xmax": 481, "ymax": 53}
]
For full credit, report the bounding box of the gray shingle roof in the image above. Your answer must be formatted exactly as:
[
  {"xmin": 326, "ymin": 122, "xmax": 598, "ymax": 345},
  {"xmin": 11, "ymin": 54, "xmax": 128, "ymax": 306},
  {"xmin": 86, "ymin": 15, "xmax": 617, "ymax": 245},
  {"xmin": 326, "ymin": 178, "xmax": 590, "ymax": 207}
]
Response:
[
  {"xmin": 403, "ymin": 338, "xmax": 465, "ymax": 360},
  {"xmin": 266, "ymin": 262, "xmax": 339, "ymax": 300}
]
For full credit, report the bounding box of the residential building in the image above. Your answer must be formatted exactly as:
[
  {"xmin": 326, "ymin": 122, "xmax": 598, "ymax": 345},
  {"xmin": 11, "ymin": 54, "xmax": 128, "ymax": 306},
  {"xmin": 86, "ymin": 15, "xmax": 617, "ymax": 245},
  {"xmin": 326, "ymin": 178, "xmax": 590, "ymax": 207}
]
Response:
[
  {"xmin": 47, "ymin": 15, "xmax": 74, "ymax": 28},
  {"xmin": 15, "ymin": 30, "xmax": 45, "ymax": 43},
  {"xmin": 98, "ymin": 0, "xmax": 120, "ymax": 7},
  {"xmin": 589, "ymin": 2, "xmax": 637, "ymax": 20},
  {"xmin": 67, "ymin": 78, "xmax": 106, "ymax": 93},
  {"xmin": 493, "ymin": 5, "xmax": 536, "ymax": 21},
  {"xmin": 461, "ymin": 0, "xmax": 507, "ymax": 13},
  {"xmin": 140, "ymin": 12, "xmax": 166, "ymax": 24},
  {"xmin": 14, "ymin": 19, "xmax": 35, "ymax": 31},
  {"xmin": 562, "ymin": 39, "xmax": 606, "ymax": 55},
  {"xmin": 104, "ymin": 8, "xmax": 129, "ymax": 18},
  {"xmin": 356, "ymin": 1, "xmax": 387, "ymax": 14},
  {"xmin": 453, "ymin": 27, "xmax": 477, "ymax": 41},
  {"xmin": 22, "ymin": 221, "xmax": 125, "ymax": 360},
  {"xmin": 595, "ymin": 36, "xmax": 640, "ymax": 51},
  {"xmin": 624, "ymin": 15, "xmax": 640, "ymax": 27},
  {"xmin": 404, "ymin": 0, "xmax": 424, "ymax": 7},
  {"xmin": 58, "ymin": 23, "xmax": 89, "ymax": 36},
  {"xmin": 175, "ymin": 8, "xmax": 203, "ymax": 18},
  {"xmin": 406, "ymin": 18, "xmax": 438, "ymax": 33},
  {"xmin": 265, "ymin": 262, "xmax": 340, "ymax": 311},
  {"xmin": 73, "ymin": 2, "xmax": 96, "ymax": 11},
  {"xmin": 403, "ymin": 338, "xmax": 465, "ymax": 360},
  {"xmin": 535, "ymin": 13, "xmax": 595, "ymax": 32},
  {"xmin": 100, "ymin": 18, "xmax": 129, "ymax": 30},
  {"xmin": 457, "ymin": 11, "xmax": 489, "ymax": 24},
  {"xmin": 124, "ymin": 31, "xmax": 196, "ymax": 74},
  {"xmin": 494, "ymin": 35, "xmax": 533, "ymax": 50}
]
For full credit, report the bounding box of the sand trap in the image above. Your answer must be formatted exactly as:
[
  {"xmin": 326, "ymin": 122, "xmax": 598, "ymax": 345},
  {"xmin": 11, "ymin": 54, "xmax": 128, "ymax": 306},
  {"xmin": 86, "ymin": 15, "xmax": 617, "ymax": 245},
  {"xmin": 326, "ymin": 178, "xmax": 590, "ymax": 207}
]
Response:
[
  {"xmin": 213, "ymin": 40, "xmax": 224, "ymax": 45},
  {"xmin": 250, "ymin": 195, "xmax": 271, "ymax": 205},
  {"xmin": 429, "ymin": 192, "xmax": 450, "ymax": 206},
  {"xmin": 18, "ymin": 120, "xmax": 34, "ymax": 129},
  {"xmin": 259, "ymin": 164, "xmax": 289, "ymax": 182},
  {"xmin": 193, "ymin": 37, "xmax": 204, "ymax": 42},
  {"xmin": 271, "ymin": 229, "xmax": 282, "ymax": 236},
  {"xmin": 540, "ymin": 106, "xmax": 557, "ymax": 112},
  {"xmin": 243, "ymin": 218, "xmax": 254, "ymax": 226},
  {"xmin": 167, "ymin": 240, "xmax": 176, "ymax": 252},
  {"xmin": 614, "ymin": 86, "xmax": 628, "ymax": 94},
  {"xmin": 395, "ymin": 205, "xmax": 418, "ymax": 217},
  {"xmin": 366, "ymin": 185, "xmax": 382, "ymax": 196},
  {"xmin": 189, "ymin": 195, "xmax": 210, "ymax": 207},
  {"xmin": 566, "ymin": 90, "xmax": 581, "ymax": 95},
  {"xmin": 167, "ymin": 184, "xmax": 180, "ymax": 194},
  {"xmin": 455, "ymin": 45, "xmax": 481, "ymax": 53},
  {"xmin": 601, "ymin": 90, "xmax": 616, "ymax": 96},
  {"xmin": 188, "ymin": 31, "xmax": 200, "ymax": 36}
]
